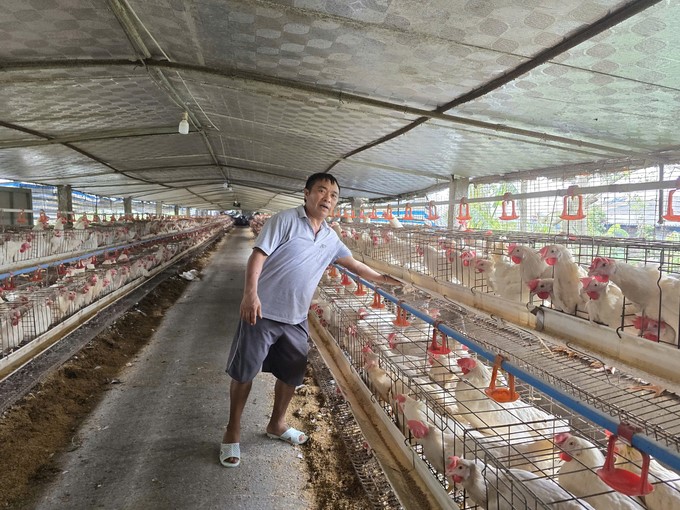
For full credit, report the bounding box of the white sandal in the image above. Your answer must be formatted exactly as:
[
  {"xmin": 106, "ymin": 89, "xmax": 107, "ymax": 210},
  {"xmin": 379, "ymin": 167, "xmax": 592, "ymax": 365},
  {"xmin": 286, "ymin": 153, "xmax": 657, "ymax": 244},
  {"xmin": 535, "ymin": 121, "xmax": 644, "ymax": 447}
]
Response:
[{"xmin": 219, "ymin": 443, "xmax": 240, "ymax": 468}]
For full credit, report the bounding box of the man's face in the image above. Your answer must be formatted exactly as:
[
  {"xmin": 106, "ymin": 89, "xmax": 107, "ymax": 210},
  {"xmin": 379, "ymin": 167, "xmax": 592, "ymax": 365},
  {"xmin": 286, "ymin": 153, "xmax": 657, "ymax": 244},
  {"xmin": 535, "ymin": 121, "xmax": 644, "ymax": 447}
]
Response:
[{"xmin": 304, "ymin": 179, "xmax": 339, "ymax": 219}]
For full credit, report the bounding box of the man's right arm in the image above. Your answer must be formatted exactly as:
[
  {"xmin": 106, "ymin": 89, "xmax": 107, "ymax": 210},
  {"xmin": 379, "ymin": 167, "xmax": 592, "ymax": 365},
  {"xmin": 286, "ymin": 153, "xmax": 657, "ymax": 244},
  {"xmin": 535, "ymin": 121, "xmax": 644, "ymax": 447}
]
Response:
[{"xmin": 241, "ymin": 248, "xmax": 268, "ymax": 325}]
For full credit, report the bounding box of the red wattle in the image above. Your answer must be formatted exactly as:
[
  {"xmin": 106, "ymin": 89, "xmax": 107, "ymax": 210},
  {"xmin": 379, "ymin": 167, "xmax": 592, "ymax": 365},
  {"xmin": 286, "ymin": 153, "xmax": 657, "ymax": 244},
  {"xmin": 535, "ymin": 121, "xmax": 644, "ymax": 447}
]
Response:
[{"xmin": 560, "ymin": 452, "xmax": 572, "ymax": 462}]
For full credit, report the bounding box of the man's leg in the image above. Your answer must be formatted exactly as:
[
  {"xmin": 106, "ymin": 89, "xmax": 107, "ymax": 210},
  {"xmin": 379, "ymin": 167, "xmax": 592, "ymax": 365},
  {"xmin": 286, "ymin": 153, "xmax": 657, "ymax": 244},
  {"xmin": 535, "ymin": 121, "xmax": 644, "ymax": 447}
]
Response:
[
  {"xmin": 266, "ymin": 378, "xmax": 301, "ymax": 439},
  {"xmin": 222, "ymin": 379, "xmax": 252, "ymax": 463}
]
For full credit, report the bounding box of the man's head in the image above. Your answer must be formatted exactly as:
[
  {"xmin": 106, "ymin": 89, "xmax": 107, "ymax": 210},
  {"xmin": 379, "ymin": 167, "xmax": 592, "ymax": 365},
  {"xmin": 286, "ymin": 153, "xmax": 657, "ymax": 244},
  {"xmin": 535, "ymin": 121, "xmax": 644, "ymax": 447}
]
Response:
[
  {"xmin": 304, "ymin": 173, "xmax": 340, "ymax": 197},
  {"xmin": 303, "ymin": 173, "xmax": 340, "ymax": 220}
]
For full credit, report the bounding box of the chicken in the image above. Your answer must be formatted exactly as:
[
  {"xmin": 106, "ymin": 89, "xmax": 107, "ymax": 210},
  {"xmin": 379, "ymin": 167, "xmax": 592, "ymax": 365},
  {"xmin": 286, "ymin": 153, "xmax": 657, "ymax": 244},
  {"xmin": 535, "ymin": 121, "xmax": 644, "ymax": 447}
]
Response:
[
  {"xmin": 633, "ymin": 315, "xmax": 677, "ymax": 344},
  {"xmin": 387, "ymin": 330, "xmax": 425, "ymax": 357},
  {"xmin": 580, "ymin": 277, "xmax": 637, "ymax": 328},
  {"xmin": 388, "ymin": 217, "xmax": 403, "ymax": 228},
  {"xmin": 456, "ymin": 357, "xmax": 568, "ymax": 439},
  {"xmin": 527, "ymin": 278, "xmax": 556, "ymax": 305},
  {"xmin": 508, "ymin": 244, "xmax": 552, "ymax": 302},
  {"xmin": 554, "ymin": 433, "xmax": 645, "ymax": 509},
  {"xmin": 539, "ymin": 245, "xmax": 586, "ymax": 314},
  {"xmin": 362, "ymin": 346, "xmax": 406, "ymax": 402},
  {"xmin": 615, "ymin": 440, "xmax": 680, "ymax": 510},
  {"xmin": 476, "ymin": 256, "xmax": 523, "ymax": 301},
  {"xmin": 589, "ymin": 257, "xmax": 678, "ymax": 344},
  {"xmin": 447, "ymin": 456, "xmax": 595, "ymax": 510},
  {"xmin": 407, "ymin": 419, "xmax": 460, "ymax": 475},
  {"xmin": 394, "ymin": 393, "xmax": 428, "ymax": 430}
]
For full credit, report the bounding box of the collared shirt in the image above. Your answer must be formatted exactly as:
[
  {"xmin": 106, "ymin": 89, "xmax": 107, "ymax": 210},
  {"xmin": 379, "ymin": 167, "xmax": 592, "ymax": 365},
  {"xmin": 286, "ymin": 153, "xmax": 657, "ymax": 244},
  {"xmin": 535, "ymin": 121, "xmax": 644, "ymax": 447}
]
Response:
[{"xmin": 254, "ymin": 205, "xmax": 351, "ymax": 324}]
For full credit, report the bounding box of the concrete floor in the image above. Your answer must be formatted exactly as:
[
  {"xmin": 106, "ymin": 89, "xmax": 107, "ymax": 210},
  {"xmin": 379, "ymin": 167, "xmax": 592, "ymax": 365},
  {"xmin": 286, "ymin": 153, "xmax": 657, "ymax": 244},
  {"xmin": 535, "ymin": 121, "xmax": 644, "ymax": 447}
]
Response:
[{"xmin": 32, "ymin": 229, "xmax": 311, "ymax": 510}]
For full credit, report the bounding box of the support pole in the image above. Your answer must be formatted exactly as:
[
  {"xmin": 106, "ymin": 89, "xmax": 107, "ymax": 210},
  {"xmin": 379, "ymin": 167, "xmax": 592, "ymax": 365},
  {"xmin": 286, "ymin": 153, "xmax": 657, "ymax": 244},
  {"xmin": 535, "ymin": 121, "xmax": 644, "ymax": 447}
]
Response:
[{"xmin": 57, "ymin": 185, "xmax": 73, "ymax": 225}]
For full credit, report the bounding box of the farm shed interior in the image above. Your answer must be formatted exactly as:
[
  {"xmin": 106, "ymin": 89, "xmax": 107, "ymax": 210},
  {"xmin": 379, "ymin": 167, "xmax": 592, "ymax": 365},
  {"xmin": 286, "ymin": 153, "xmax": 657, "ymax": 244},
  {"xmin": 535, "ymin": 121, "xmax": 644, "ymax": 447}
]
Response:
[{"xmin": 1, "ymin": 1, "xmax": 680, "ymax": 509}]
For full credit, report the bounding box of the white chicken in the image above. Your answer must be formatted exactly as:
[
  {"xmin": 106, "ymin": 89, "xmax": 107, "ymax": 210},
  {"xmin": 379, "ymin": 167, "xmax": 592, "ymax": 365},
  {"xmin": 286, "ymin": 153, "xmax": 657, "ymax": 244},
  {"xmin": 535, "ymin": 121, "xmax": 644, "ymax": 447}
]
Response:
[
  {"xmin": 456, "ymin": 357, "xmax": 568, "ymax": 440},
  {"xmin": 407, "ymin": 419, "xmax": 460, "ymax": 475},
  {"xmin": 527, "ymin": 278, "xmax": 557, "ymax": 306},
  {"xmin": 362, "ymin": 346, "xmax": 406, "ymax": 402},
  {"xmin": 539, "ymin": 245, "xmax": 586, "ymax": 314},
  {"xmin": 589, "ymin": 257, "xmax": 678, "ymax": 344},
  {"xmin": 555, "ymin": 433, "xmax": 646, "ymax": 509},
  {"xmin": 393, "ymin": 393, "xmax": 428, "ymax": 430},
  {"xmin": 508, "ymin": 244, "xmax": 552, "ymax": 302},
  {"xmin": 446, "ymin": 456, "xmax": 595, "ymax": 510},
  {"xmin": 476, "ymin": 256, "xmax": 523, "ymax": 301},
  {"xmin": 580, "ymin": 277, "xmax": 632, "ymax": 328}
]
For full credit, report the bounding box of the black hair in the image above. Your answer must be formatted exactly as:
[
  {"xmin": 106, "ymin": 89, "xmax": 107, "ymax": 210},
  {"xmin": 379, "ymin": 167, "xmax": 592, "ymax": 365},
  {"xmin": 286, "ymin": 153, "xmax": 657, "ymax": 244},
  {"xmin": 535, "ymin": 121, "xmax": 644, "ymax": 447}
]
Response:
[{"xmin": 305, "ymin": 173, "xmax": 340, "ymax": 194}]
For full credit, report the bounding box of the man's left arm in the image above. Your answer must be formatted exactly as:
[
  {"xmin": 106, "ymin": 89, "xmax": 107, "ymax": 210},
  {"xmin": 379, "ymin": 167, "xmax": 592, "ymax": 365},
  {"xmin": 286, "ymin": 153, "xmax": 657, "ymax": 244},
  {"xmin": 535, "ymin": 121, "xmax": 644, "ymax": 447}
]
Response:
[{"xmin": 335, "ymin": 255, "xmax": 401, "ymax": 286}]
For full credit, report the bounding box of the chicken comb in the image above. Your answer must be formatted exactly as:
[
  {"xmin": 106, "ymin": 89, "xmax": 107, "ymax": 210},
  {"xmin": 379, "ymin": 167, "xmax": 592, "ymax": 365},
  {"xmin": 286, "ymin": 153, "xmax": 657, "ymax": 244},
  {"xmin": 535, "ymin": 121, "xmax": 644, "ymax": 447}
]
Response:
[
  {"xmin": 527, "ymin": 279, "xmax": 540, "ymax": 292},
  {"xmin": 507, "ymin": 243, "xmax": 517, "ymax": 254},
  {"xmin": 589, "ymin": 256, "xmax": 612, "ymax": 269},
  {"xmin": 579, "ymin": 277, "xmax": 593, "ymax": 289},
  {"xmin": 538, "ymin": 245, "xmax": 549, "ymax": 257},
  {"xmin": 407, "ymin": 420, "xmax": 429, "ymax": 439},
  {"xmin": 554, "ymin": 432, "xmax": 571, "ymax": 444},
  {"xmin": 446, "ymin": 456, "xmax": 459, "ymax": 472},
  {"xmin": 456, "ymin": 357, "xmax": 476, "ymax": 369},
  {"xmin": 394, "ymin": 394, "xmax": 406, "ymax": 404}
]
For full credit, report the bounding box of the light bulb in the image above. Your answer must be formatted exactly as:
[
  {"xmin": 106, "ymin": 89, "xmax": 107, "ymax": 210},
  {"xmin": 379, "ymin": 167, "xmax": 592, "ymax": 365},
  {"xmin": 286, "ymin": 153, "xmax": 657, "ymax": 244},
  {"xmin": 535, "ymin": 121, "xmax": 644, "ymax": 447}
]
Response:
[{"xmin": 178, "ymin": 112, "xmax": 189, "ymax": 135}]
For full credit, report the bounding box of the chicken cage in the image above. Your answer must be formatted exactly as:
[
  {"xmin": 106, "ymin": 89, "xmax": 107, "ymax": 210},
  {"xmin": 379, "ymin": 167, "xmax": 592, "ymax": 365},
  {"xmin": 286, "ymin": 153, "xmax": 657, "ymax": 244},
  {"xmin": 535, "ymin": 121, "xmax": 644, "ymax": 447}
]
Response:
[
  {"xmin": 311, "ymin": 267, "xmax": 680, "ymax": 509},
  {"xmin": 338, "ymin": 223, "xmax": 680, "ymax": 348}
]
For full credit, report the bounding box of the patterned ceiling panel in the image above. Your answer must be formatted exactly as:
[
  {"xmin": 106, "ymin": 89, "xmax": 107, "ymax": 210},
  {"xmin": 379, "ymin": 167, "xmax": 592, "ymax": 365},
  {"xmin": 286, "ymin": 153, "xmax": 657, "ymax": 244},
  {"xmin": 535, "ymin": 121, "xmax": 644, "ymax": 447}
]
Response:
[
  {"xmin": 332, "ymin": 159, "xmax": 440, "ymax": 199},
  {"xmin": 128, "ymin": 0, "xmax": 625, "ymax": 108},
  {"xmin": 176, "ymin": 73, "xmax": 418, "ymax": 171},
  {"xmin": 75, "ymin": 133, "xmax": 213, "ymax": 169},
  {"xmin": 0, "ymin": 0, "xmax": 134, "ymax": 61},
  {"xmin": 448, "ymin": 2, "xmax": 680, "ymax": 152},
  {"xmin": 126, "ymin": 168, "xmax": 226, "ymax": 183},
  {"xmin": 0, "ymin": 126, "xmax": 43, "ymax": 143},
  {"xmin": 0, "ymin": 68, "xmax": 179, "ymax": 137},
  {"xmin": 350, "ymin": 121, "xmax": 618, "ymax": 180},
  {"xmin": 0, "ymin": 145, "xmax": 108, "ymax": 182}
]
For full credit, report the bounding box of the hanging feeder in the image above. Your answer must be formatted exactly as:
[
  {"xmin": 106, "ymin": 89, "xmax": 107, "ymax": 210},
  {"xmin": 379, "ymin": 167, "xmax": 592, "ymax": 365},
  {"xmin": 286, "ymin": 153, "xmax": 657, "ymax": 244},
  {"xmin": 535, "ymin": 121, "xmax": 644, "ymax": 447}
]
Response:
[
  {"xmin": 597, "ymin": 423, "xmax": 654, "ymax": 497},
  {"xmin": 455, "ymin": 198, "xmax": 471, "ymax": 222},
  {"xmin": 17, "ymin": 209, "xmax": 27, "ymax": 224},
  {"xmin": 499, "ymin": 192, "xmax": 519, "ymax": 220},
  {"xmin": 359, "ymin": 207, "xmax": 366, "ymax": 220},
  {"xmin": 93, "ymin": 213, "xmax": 101, "ymax": 223},
  {"xmin": 354, "ymin": 281, "xmax": 367, "ymax": 296},
  {"xmin": 393, "ymin": 306, "xmax": 410, "ymax": 327},
  {"xmin": 369, "ymin": 206, "xmax": 378, "ymax": 220},
  {"xmin": 340, "ymin": 273, "xmax": 352, "ymax": 286},
  {"xmin": 370, "ymin": 290, "xmax": 385, "ymax": 309},
  {"xmin": 382, "ymin": 204, "xmax": 394, "ymax": 220},
  {"xmin": 560, "ymin": 185, "xmax": 586, "ymax": 221},
  {"xmin": 403, "ymin": 203, "xmax": 414, "ymax": 220},
  {"xmin": 328, "ymin": 265, "xmax": 339, "ymax": 279},
  {"xmin": 662, "ymin": 178, "xmax": 680, "ymax": 221},
  {"xmin": 427, "ymin": 200, "xmax": 440, "ymax": 221},
  {"xmin": 485, "ymin": 355, "xmax": 519, "ymax": 403},
  {"xmin": 342, "ymin": 208, "xmax": 351, "ymax": 220},
  {"xmin": 428, "ymin": 327, "xmax": 450, "ymax": 355}
]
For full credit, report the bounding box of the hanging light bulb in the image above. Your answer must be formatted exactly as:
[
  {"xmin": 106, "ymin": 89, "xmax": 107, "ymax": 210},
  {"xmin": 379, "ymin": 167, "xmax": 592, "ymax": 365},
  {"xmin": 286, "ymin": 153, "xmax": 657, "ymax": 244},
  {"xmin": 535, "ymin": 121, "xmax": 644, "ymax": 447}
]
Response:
[{"xmin": 178, "ymin": 112, "xmax": 190, "ymax": 135}]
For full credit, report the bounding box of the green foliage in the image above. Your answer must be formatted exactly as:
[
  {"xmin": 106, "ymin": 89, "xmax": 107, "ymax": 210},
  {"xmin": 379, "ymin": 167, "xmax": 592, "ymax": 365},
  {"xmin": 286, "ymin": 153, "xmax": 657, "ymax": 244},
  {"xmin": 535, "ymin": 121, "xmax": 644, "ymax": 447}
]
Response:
[{"xmin": 606, "ymin": 223, "xmax": 629, "ymax": 238}]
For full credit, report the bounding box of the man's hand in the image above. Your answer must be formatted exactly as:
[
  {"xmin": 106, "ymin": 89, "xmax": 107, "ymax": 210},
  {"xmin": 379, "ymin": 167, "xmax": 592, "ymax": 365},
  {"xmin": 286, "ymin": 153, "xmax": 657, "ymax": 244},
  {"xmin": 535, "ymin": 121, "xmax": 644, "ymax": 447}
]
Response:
[{"xmin": 240, "ymin": 291, "xmax": 262, "ymax": 325}]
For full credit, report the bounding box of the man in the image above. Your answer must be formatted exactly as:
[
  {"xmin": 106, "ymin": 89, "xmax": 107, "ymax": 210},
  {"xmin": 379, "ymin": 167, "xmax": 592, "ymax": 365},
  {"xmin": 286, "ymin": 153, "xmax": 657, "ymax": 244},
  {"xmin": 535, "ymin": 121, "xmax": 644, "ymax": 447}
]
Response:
[{"xmin": 220, "ymin": 172, "xmax": 400, "ymax": 467}]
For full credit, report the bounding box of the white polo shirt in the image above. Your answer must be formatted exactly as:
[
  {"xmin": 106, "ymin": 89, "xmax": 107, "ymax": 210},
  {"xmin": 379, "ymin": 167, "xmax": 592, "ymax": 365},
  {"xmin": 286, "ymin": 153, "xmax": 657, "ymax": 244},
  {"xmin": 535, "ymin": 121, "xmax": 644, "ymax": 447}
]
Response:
[{"xmin": 254, "ymin": 205, "xmax": 351, "ymax": 324}]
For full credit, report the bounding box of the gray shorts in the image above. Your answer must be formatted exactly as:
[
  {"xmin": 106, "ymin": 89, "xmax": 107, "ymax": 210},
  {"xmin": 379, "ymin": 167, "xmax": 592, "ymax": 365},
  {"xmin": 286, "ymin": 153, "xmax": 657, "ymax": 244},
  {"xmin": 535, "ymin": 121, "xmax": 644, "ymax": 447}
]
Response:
[{"xmin": 226, "ymin": 317, "xmax": 309, "ymax": 386}]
